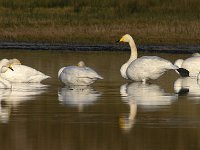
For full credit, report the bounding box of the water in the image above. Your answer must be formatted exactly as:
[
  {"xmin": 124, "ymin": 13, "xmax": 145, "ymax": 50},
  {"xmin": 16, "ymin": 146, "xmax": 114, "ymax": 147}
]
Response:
[{"xmin": 0, "ymin": 50, "xmax": 200, "ymax": 150}]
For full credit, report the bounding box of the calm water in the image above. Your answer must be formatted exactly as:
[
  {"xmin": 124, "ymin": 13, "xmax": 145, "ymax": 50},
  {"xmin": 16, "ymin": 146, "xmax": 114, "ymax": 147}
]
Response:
[{"xmin": 0, "ymin": 50, "xmax": 199, "ymax": 150}]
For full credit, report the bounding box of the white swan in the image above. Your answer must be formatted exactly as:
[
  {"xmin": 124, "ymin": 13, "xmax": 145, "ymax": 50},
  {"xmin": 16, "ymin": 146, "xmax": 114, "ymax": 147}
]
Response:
[
  {"xmin": 174, "ymin": 55, "xmax": 200, "ymax": 77},
  {"xmin": 58, "ymin": 61, "xmax": 103, "ymax": 86},
  {"xmin": 1, "ymin": 58, "xmax": 51, "ymax": 83},
  {"xmin": 117, "ymin": 34, "xmax": 189, "ymax": 82},
  {"xmin": 0, "ymin": 59, "xmax": 14, "ymax": 89}
]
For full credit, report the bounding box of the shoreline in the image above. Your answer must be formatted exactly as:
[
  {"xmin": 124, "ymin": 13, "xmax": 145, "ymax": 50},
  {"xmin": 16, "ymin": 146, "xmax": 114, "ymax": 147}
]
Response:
[{"xmin": 0, "ymin": 42, "xmax": 200, "ymax": 54}]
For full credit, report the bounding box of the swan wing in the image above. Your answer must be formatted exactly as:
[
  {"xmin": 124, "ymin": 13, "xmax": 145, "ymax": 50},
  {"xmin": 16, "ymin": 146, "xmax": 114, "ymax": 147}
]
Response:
[
  {"xmin": 127, "ymin": 56, "xmax": 176, "ymax": 80},
  {"xmin": 59, "ymin": 66, "xmax": 103, "ymax": 85}
]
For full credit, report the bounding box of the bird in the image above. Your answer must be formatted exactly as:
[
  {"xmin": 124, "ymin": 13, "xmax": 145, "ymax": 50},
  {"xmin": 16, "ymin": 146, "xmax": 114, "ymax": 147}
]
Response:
[
  {"xmin": 1, "ymin": 58, "xmax": 51, "ymax": 83},
  {"xmin": 58, "ymin": 61, "xmax": 103, "ymax": 86},
  {"xmin": 0, "ymin": 59, "xmax": 14, "ymax": 88},
  {"xmin": 116, "ymin": 34, "xmax": 189, "ymax": 83},
  {"xmin": 174, "ymin": 54, "xmax": 200, "ymax": 77}
]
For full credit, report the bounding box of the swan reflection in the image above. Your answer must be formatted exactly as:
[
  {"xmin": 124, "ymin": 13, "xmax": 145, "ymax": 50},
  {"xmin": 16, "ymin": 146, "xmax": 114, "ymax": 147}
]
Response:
[
  {"xmin": 119, "ymin": 99, "xmax": 137, "ymax": 132},
  {"xmin": 174, "ymin": 77, "xmax": 200, "ymax": 99},
  {"xmin": 120, "ymin": 82, "xmax": 177, "ymax": 109},
  {"xmin": 58, "ymin": 86, "xmax": 101, "ymax": 112},
  {"xmin": 0, "ymin": 83, "xmax": 49, "ymax": 123}
]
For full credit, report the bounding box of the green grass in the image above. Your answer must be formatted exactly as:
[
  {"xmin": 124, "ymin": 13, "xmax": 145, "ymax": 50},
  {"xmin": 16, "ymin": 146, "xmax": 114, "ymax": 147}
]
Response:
[{"xmin": 0, "ymin": 0, "xmax": 200, "ymax": 44}]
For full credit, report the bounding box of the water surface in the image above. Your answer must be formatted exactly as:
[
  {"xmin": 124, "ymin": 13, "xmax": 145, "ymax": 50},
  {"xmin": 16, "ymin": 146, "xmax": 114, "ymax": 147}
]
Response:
[{"xmin": 0, "ymin": 50, "xmax": 199, "ymax": 150}]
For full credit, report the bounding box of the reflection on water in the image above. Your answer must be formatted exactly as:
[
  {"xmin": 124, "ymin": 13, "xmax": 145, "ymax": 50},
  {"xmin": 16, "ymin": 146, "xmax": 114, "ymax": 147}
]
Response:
[
  {"xmin": 119, "ymin": 99, "xmax": 137, "ymax": 132},
  {"xmin": 0, "ymin": 83, "xmax": 48, "ymax": 123},
  {"xmin": 58, "ymin": 86, "xmax": 101, "ymax": 112},
  {"xmin": 174, "ymin": 77, "xmax": 200, "ymax": 100},
  {"xmin": 0, "ymin": 50, "xmax": 200, "ymax": 150},
  {"xmin": 120, "ymin": 82, "xmax": 177, "ymax": 110}
]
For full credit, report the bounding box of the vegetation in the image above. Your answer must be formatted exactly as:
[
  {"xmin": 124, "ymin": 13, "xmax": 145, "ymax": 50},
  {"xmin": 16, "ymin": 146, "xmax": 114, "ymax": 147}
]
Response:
[{"xmin": 0, "ymin": 0, "xmax": 200, "ymax": 44}]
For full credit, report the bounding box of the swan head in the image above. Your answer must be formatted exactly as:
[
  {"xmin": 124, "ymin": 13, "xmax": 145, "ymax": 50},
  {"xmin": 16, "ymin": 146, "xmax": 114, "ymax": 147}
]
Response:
[
  {"xmin": 117, "ymin": 34, "xmax": 133, "ymax": 43},
  {"xmin": 9, "ymin": 58, "xmax": 21, "ymax": 65},
  {"xmin": 78, "ymin": 61, "xmax": 85, "ymax": 67}
]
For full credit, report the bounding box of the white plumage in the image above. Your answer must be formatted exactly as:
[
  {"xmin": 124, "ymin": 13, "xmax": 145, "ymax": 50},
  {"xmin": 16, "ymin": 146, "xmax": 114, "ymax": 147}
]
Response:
[
  {"xmin": 117, "ymin": 34, "xmax": 181, "ymax": 82},
  {"xmin": 1, "ymin": 59, "xmax": 50, "ymax": 83},
  {"xmin": 58, "ymin": 61, "xmax": 103, "ymax": 86},
  {"xmin": 174, "ymin": 55, "xmax": 200, "ymax": 77},
  {"xmin": 0, "ymin": 59, "xmax": 14, "ymax": 89}
]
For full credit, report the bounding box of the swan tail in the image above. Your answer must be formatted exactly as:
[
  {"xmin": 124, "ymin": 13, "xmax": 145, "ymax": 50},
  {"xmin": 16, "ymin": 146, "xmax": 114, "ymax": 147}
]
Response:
[
  {"xmin": 176, "ymin": 68, "xmax": 189, "ymax": 77},
  {"xmin": 96, "ymin": 74, "xmax": 104, "ymax": 79}
]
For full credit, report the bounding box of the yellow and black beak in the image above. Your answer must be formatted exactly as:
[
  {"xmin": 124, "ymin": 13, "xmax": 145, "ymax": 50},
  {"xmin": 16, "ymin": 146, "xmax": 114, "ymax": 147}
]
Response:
[
  {"xmin": 115, "ymin": 37, "xmax": 124, "ymax": 43},
  {"xmin": 8, "ymin": 65, "xmax": 14, "ymax": 71}
]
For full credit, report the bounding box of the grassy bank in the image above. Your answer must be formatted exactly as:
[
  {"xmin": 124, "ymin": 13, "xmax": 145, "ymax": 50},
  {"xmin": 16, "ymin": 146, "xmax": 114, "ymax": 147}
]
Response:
[{"xmin": 0, "ymin": 0, "xmax": 200, "ymax": 44}]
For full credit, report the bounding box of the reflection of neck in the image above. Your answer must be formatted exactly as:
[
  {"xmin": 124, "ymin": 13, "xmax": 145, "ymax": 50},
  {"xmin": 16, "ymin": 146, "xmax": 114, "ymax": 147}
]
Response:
[
  {"xmin": 0, "ymin": 76, "xmax": 11, "ymax": 89},
  {"xmin": 0, "ymin": 67, "xmax": 11, "ymax": 88},
  {"xmin": 129, "ymin": 102, "xmax": 137, "ymax": 120}
]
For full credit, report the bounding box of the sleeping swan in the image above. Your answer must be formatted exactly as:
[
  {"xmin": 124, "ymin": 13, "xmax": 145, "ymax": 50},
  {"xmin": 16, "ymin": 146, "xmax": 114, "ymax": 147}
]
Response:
[
  {"xmin": 174, "ymin": 54, "xmax": 200, "ymax": 77},
  {"xmin": 1, "ymin": 58, "xmax": 50, "ymax": 83},
  {"xmin": 58, "ymin": 61, "xmax": 103, "ymax": 86},
  {"xmin": 117, "ymin": 34, "xmax": 189, "ymax": 82}
]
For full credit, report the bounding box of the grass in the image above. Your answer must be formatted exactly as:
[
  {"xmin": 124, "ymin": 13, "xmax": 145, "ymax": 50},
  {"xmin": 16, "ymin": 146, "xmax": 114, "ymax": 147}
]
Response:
[{"xmin": 0, "ymin": 0, "xmax": 200, "ymax": 44}]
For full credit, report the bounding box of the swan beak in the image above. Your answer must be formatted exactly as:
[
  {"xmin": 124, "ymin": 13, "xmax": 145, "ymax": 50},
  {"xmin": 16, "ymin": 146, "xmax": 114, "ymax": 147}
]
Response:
[
  {"xmin": 8, "ymin": 65, "xmax": 14, "ymax": 71},
  {"xmin": 116, "ymin": 37, "xmax": 124, "ymax": 43}
]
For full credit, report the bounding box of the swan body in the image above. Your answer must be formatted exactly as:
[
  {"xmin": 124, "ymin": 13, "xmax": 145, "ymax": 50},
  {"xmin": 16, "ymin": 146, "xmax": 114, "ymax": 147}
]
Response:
[
  {"xmin": 1, "ymin": 59, "xmax": 50, "ymax": 83},
  {"xmin": 58, "ymin": 61, "xmax": 103, "ymax": 86},
  {"xmin": 117, "ymin": 34, "xmax": 185, "ymax": 82},
  {"xmin": 174, "ymin": 56, "xmax": 200, "ymax": 77}
]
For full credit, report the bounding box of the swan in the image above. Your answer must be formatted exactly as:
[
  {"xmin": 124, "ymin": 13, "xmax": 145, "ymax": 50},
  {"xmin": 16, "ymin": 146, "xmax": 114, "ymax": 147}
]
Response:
[
  {"xmin": 117, "ymin": 34, "xmax": 189, "ymax": 82},
  {"xmin": 1, "ymin": 58, "xmax": 51, "ymax": 83},
  {"xmin": 58, "ymin": 61, "xmax": 103, "ymax": 86},
  {"xmin": 0, "ymin": 59, "xmax": 14, "ymax": 89},
  {"xmin": 174, "ymin": 55, "xmax": 200, "ymax": 77}
]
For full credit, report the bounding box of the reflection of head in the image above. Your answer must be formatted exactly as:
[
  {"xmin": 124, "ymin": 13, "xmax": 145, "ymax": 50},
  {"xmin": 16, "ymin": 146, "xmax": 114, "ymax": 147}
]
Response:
[{"xmin": 119, "ymin": 100, "xmax": 137, "ymax": 132}]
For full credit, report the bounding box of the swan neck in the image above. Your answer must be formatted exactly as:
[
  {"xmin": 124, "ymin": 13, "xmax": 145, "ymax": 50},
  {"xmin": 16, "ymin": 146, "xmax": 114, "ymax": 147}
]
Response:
[
  {"xmin": 129, "ymin": 39, "xmax": 137, "ymax": 60},
  {"xmin": 0, "ymin": 76, "xmax": 11, "ymax": 88}
]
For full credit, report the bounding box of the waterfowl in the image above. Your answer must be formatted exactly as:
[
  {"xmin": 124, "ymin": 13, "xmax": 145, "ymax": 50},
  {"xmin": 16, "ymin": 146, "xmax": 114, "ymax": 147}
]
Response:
[
  {"xmin": 0, "ymin": 59, "xmax": 14, "ymax": 89},
  {"xmin": 58, "ymin": 61, "xmax": 103, "ymax": 86},
  {"xmin": 174, "ymin": 55, "xmax": 200, "ymax": 77},
  {"xmin": 117, "ymin": 34, "xmax": 189, "ymax": 82},
  {"xmin": 1, "ymin": 58, "xmax": 50, "ymax": 83}
]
